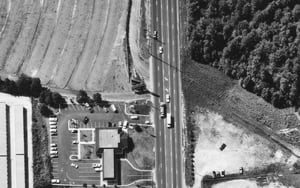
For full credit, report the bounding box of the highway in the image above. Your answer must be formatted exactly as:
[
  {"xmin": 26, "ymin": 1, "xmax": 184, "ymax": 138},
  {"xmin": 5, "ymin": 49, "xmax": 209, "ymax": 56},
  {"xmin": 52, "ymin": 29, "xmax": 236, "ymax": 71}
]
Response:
[{"xmin": 150, "ymin": 0, "xmax": 183, "ymax": 188}]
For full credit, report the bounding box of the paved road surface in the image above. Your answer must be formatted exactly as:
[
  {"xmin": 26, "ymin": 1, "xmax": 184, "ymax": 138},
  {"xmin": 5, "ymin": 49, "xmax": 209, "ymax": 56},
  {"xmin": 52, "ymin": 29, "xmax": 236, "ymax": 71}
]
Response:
[{"xmin": 150, "ymin": 0, "xmax": 184, "ymax": 188}]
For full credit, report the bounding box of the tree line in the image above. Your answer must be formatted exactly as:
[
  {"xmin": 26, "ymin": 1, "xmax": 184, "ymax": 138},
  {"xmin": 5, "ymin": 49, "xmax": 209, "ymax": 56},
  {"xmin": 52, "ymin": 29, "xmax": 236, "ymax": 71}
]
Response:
[{"xmin": 188, "ymin": 0, "xmax": 300, "ymax": 108}]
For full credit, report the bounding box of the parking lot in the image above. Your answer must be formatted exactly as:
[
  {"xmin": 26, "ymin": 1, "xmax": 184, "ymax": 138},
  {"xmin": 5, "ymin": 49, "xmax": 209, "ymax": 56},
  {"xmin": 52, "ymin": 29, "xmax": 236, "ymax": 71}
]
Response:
[{"xmin": 49, "ymin": 102, "xmax": 151, "ymax": 186}]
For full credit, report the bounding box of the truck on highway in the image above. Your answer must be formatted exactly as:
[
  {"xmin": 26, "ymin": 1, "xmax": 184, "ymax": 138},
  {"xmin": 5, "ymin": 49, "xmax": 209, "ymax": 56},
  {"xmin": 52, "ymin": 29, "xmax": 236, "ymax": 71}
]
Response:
[
  {"xmin": 160, "ymin": 102, "xmax": 166, "ymax": 118},
  {"xmin": 167, "ymin": 113, "xmax": 172, "ymax": 128}
]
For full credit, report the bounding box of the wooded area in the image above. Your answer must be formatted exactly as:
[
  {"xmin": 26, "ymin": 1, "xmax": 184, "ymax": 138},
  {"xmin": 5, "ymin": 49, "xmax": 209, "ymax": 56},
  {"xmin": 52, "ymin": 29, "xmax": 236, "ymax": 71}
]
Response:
[{"xmin": 188, "ymin": 0, "xmax": 300, "ymax": 108}]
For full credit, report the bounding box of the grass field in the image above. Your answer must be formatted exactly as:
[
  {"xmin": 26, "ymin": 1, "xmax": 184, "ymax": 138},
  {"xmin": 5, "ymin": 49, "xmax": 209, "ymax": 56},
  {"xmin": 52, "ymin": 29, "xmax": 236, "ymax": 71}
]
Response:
[
  {"xmin": 127, "ymin": 127, "xmax": 155, "ymax": 170},
  {"xmin": 0, "ymin": 0, "xmax": 134, "ymax": 92}
]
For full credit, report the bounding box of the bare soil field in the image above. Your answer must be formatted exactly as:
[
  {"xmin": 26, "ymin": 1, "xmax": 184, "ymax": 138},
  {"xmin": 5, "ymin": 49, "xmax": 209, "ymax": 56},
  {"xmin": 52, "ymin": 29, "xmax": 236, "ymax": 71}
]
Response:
[
  {"xmin": 192, "ymin": 111, "xmax": 298, "ymax": 188},
  {"xmin": 0, "ymin": 0, "xmax": 136, "ymax": 92},
  {"xmin": 127, "ymin": 127, "xmax": 155, "ymax": 170},
  {"xmin": 212, "ymin": 179, "xmax": 293, "ymax": 188},
  {"xmin": 182, "ymin": 62, "xmax": 300, "ymax": 187},
  {"xmin": 129, "ymin": 0, "xmax": 151, "ymax": 86}
]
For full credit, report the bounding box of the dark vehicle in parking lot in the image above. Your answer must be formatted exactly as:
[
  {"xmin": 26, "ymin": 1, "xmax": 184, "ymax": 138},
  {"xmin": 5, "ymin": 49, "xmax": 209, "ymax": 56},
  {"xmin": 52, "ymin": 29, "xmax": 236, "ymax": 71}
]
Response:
[{"xmin": 83, "ymin": 116, "xmax": 89, "ymax": 124}]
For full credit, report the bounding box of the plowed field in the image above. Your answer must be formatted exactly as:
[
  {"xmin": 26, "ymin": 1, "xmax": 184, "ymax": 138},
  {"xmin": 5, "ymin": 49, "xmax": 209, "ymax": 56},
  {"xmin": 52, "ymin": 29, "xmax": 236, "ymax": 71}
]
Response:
[{"xmin": 0, "ymin": 0, "xmax": 132, "ymax": 92}]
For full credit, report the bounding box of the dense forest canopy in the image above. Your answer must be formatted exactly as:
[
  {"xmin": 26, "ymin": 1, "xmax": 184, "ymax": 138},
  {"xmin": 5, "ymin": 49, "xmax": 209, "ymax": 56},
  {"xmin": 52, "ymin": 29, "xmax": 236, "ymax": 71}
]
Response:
[{"xmin": 188, "ymin": 0, "xmax": 300, "ymax": 108}]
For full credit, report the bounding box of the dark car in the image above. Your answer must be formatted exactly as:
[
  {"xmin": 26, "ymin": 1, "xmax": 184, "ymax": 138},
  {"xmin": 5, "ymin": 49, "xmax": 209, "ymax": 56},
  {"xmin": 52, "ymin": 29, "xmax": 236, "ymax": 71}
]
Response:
[
  {"xmin": 219, "ymin": 143, "xmax": 227, "ymax": 151},
  {"xmin": 83, "ymin": 116, "xmax": 89, "ymax": 124}
]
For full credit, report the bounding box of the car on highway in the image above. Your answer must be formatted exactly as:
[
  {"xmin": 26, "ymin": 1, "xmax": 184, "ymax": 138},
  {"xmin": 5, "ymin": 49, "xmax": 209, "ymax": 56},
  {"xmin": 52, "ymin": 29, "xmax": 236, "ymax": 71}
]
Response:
[
  {"xmin": 51, "ymin": 179, "xmax": 60, "ymax": 184},
  {"xmin": 159, "ymin": 46, "xmax": 163, "ymax": 54},
  {"xmin": 72, "ymin": 140, "xmax": 79, "ymax": 144},
  {"xmin": 153, "ymin": 30, "xmax": 158, "ymax": 39},
  {"xmin": 71, "ymin": 163, "xmax": 79, "ymax": 169},
  {"xmin": 167, "ymin": 113, "xmax": 173, "ymax": 128},
  {"xmin": 166, "ymin": 94, "xmax": 170, "ymax": 103}
]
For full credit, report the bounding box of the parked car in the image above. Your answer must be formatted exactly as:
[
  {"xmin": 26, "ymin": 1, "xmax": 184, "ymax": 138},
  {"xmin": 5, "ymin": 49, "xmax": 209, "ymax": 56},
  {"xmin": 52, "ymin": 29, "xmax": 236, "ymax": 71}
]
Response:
[
  {"xmin": 72, "ymin": 140, "xmax": 79, "ymax": 144},
  {"xmin": 51, "ymin": 179, "xmax": 60, "ymax": 184},
  {"xmin": 92, "ymin": 163, "xmax": 102, "ymax": 168},
  {"xmin": 239, "ymin": 167, "xmax": 244, "ymax": 174},
  {"xmin": 50, "ymin": 154, "xmax": 58, "ymax": 158},
  {"xmin": 83, "ymin": 116, "xmax": 89, "ymax": 124},
  {"xmin": 221, "ymin": 170, "xmax": 225, "ymax": 177},
  {"xmin": 50, "ymin": 125, "xmax": 57, "ymax": 129},
  {"xmin": 51, "ymin": 132, "xmax": 57, "ymax": 136},
  {"xmin": 50, "ymin": 151, "xmax": 58, "ymax": 155},
  {"xmin": 130, "ymin": 115, "xmax": 139, "ymax": 120},
  {"xmin": 71, "ymin": 129, "xmax": 77, "ymax": 133},
  {"xmin": 50, "ymin": 143, "xmax": 57, "ymax": 147},
  {"xmin": 71, "ymin": 163, "xmax": 79, "ymax": 169},
  {"xmin": 50, "ymin": 147, "xmax": 58, "ymax": 151},
  {"xmin": 94, "ymin": 167, "xmax": 102, "ymax": 172},
  {"xmin": 50, "ymin": 129, "xmax": 57, "ymax": 133}
]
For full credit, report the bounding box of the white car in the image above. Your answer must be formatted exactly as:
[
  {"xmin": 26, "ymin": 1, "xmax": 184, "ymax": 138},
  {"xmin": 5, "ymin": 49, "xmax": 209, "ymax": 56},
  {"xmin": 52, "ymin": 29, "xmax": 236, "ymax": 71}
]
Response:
[
  {"xmin": 71, "ymin": 163, "xmax": 79, "ymax": 169},
  {"xmin": 72, "ymin": 140, "xmax": 79, "ymax": 144},
  {"xmin": 94, "ymin": 167, "xmax": 102, "ymax": 172},
  {"xmin": 166, "ymin": 94, "xmax": 170, "ymax": 103},
  {"xmin": 51, "ymin": 179, "xmax": 60, "ymax": 184},
  {"xmin": 50, "ymin": 151, "xmax": 58, "ymax": 155},
  {"xmin": 51, "ymin": 132, "xmax": 57, "ymax": 136},
  {"xmin": 50, "ymin": 147, "xmax": 58, "ymax": 151},
  {"xmin": 50, "ymin": 143, "xmax": 57, "ymax": 147},
  {"xmin": 159, "ymin": 46, "xmax": 163, "ymax": 54},
  {"xmin": 50, "ymin": 154, "xmax": 58, "ymax": 158},
  {"xmin": 50, "ymin": 125, "xmax": 57, "ymax": 129},
  {"xmin": 92, "ymin": 163, "xmax": 102, "ymax": 168},
  {"xmin": 50, "ymin": 129, "xmax": 57, "ymax": 133}
]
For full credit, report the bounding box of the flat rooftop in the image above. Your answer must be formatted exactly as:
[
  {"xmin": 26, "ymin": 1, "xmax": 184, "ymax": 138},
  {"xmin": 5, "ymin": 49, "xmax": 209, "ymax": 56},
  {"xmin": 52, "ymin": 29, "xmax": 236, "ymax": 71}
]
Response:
[
  {"xmin": 98, "ymin": 129, "xmax": 120, "ymax": 148},
  {"xmin": 103, "ymin": 149, "xmax": 114, "ymax": 179}
]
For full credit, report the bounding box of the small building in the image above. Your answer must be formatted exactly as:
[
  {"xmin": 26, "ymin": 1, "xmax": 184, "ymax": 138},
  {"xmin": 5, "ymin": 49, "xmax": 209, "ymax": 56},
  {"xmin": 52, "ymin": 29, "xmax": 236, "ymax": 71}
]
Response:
[{"xmin": 98, "ymin": 129, "xmax": 120, "ymax": 180}]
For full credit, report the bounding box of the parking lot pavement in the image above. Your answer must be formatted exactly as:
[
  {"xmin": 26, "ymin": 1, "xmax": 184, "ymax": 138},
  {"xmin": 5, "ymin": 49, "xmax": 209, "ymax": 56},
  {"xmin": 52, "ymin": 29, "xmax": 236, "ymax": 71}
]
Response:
[{"xmin": 50, "ymin": 102, "xmax": 150, "ymax": 186}]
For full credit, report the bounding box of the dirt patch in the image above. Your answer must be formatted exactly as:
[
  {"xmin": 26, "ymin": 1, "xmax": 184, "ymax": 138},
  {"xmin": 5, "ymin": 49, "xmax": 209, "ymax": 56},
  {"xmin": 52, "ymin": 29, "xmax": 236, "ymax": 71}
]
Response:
[
  {"xmin": 127, "ymin": 127, "xmax": 155, "ymax": 170},
  {"xmin": 192, "ymin": 111, "xmax": 298, "ymax": 188},
  {"xmin": 79, "ymin": 129, "xmax": 94, "ymax": 142},
  {"xmin": 80, "ymin": 144, "xmax": 96, "ymax": 159},
  {"xmin": 129, "ymin": 0, "xmax": 150, "ymax": 86},
  {"xmin": 212, "ymin": 179, "xmax": 293, "ymax": 188}
]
